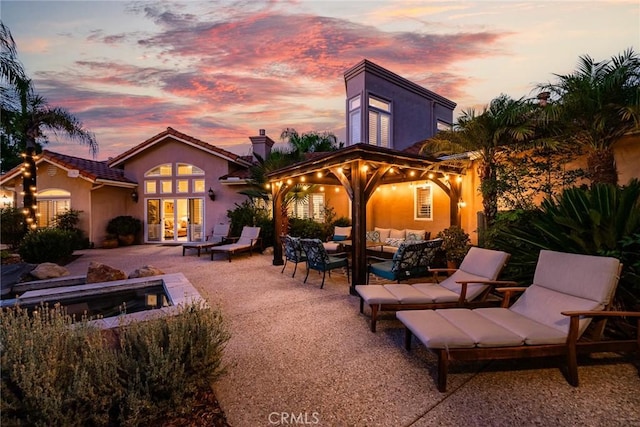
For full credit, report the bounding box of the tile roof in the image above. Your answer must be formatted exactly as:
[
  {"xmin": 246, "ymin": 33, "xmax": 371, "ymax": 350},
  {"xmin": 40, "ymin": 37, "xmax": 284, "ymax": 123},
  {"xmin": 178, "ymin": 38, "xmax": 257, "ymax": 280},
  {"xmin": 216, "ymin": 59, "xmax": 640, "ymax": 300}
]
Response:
[
  {"xmin": 108, "ymin": 127, "xmax": 252, "ymax": 167},
  {"xmin": 0, "ymin": 150, "xmax": 136, "ymax": 186},
  {"xmin": 42, "ymin": 150, "xmax": 136, "ymax": 184}
]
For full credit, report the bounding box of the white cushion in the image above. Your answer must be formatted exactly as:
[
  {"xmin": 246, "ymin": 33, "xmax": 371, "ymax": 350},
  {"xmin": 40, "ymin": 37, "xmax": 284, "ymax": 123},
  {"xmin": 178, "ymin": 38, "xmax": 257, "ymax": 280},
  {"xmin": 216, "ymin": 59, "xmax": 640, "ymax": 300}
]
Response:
[
  {"xmin": 405, "ymin": 229, "xmax": 425, "ymax": 240},
  {"xmin": 411, "ymin": 282, "xmax": 461, "ymax": 303},
  {"xmin": 474, "ymin": 307, "xmax": 568, "ymax": 345},
  {"xmin": 397, "ymin": 310, "xmax": 476, "ymax": 349},
  {"xmin": 384, "ymin": 284, "xmax": 435, "ymax": 304},
  {"xmin": 459, "ymin": 247, "xmax": 510, "ymax": 280},
  {"xmin": 508, "ymin": 284, "xmax": 603, "ymax": 335},
  {"xmin": 438, "ymin": 270, "xmax": 493, "ymax": 301},
  {"xmin": 389, "ymin": 228, "xmax": 406, "ymax": 239},
  {"xmin": 374, "ymin": 227, "xmax": 391, "ymax": 239},
  {"xmin": 437, "ymin": 309, "xmax": 525, "ymax": 347},
  {"xmin": 533, "ymin": 250, "xmax": 620, "ymax": 305},
  {"xmin": 333, "ymin": 226, "xmax": 351, "ymax": 238},
  {"xmin": 355, "ymin": 285, "xmax": 398, "ymax": 305}
]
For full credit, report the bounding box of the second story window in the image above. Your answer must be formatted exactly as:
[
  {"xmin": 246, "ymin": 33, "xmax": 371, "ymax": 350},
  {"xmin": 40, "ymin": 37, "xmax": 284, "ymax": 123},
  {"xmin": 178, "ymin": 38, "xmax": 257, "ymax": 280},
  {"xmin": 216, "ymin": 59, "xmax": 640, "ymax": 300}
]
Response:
[
  {"xmin": 348, "ymin": 95, "xmax": 361, "ymax": 145},
  {"xmin": 368, "ymin": 96, "xmax": 391, "ymax": 148}
]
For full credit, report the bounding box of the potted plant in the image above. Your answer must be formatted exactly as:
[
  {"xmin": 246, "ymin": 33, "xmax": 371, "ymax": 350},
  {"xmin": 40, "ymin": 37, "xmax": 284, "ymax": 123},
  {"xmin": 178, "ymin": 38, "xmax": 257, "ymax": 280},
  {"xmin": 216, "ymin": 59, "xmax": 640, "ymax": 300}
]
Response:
[
  {"xmin": 436, "ymin": 225, "xmax": 471, "ymax": 268},
  {"xmin": 106, "ymin": 215, "xmax": 142, "ymax": 246}
]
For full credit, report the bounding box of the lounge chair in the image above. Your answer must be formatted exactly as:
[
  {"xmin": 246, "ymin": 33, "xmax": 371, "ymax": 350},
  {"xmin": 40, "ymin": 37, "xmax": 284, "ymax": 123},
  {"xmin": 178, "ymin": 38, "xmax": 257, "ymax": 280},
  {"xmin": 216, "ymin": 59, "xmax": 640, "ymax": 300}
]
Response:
[
  {"xmin": 182, "ymin": 223, "xmax": 230, "ymax": 256},
  {"xmin": 299, "ymin": 238, "xmax": 350, "ymax": 288},
  {"xmin": 281, "ymin": 235, "xmax": 306, "ymax": 278},
  {"xmin": 366, "ymin": 238, "xmax": 442, "ymax": 285},
  {"xmin": 398, "ymin": 250, "xmax": 640, "ymax": 392},
  {"xmin": 210, "ymin": 226, "xmax": 261, "ymax": 262},
  {"xmin": 356, "ymin": 247, "xmax": 511, "ymax": 332}
]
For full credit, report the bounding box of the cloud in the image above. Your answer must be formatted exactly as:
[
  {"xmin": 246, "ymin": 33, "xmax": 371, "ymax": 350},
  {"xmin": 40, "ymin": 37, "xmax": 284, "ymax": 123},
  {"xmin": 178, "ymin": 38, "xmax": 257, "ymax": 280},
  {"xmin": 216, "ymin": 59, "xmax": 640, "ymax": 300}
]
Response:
[{"xmin": 29, "ymin": 3, "xmax": 511, "ymax": 158}]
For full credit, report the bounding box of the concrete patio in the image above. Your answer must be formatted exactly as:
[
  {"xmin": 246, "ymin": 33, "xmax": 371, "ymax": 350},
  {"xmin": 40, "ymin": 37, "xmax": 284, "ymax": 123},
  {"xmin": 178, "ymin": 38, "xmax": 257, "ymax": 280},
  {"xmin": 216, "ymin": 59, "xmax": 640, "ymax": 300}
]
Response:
[{"xmin": 63, "ymin": 245, "xmax": 640, "ymax": 426}]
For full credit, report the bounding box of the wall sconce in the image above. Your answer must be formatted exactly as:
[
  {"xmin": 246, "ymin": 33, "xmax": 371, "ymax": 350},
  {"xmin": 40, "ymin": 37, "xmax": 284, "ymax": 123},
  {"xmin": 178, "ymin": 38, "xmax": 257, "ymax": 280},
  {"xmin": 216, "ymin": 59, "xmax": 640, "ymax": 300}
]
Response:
[
  {"xmin": 208, "ymin": 187, "xmax": 216, "ymax": 201},
  {"xmin": 131, "ymin": 190, "xmax": 138, "ymax": 203},
  {"xmin": 458, "ymin": 199, "xmax": 466, "ymax": 208}
]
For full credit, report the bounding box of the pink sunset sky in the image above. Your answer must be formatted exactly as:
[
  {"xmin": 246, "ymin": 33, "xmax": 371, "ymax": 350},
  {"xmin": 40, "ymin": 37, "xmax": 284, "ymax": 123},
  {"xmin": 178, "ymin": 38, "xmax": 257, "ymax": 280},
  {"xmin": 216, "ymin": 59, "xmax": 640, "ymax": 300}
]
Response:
[{"xmin": 2, "ymin": 1, "xmax": 638, "ymax": 160}]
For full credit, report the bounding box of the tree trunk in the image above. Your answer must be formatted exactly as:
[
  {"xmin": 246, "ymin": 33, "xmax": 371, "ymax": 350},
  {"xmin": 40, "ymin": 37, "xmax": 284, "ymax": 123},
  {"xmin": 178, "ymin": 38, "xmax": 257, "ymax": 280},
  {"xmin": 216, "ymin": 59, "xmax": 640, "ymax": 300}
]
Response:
[{"xmin": 587, "ymin": 146, "xmax": 617, "ymax": 185}]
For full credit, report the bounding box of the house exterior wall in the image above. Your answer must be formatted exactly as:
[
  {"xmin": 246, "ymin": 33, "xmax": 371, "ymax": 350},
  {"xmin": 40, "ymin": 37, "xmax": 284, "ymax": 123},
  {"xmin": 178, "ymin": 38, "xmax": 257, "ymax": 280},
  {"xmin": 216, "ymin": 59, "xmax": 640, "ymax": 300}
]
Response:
[
  {"xmin": 91, "ymin": 186, "xmax": 133, "ymax": 245},
  {"xmin": 118, "ymin": 137, "xmax": 249, "ymax": 241},
  {"xmin": 344, "ymin": 60, "xmax": 455, "ymax": 151},
  {"xmin": 366, "ymin": 182, "xmax": 451, "ymax": 238}
]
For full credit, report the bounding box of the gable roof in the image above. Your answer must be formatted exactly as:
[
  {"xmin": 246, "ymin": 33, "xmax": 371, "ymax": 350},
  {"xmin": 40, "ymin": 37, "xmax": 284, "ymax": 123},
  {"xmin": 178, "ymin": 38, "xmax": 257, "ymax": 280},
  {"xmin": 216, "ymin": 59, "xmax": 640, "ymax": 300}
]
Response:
[
  {"xmin": 0, "ymin": 150, "xmax": 137, "ymax": 187},
  {"xmin": 107, "ymin": 127, "xmax": 253, "ymax": 168}
]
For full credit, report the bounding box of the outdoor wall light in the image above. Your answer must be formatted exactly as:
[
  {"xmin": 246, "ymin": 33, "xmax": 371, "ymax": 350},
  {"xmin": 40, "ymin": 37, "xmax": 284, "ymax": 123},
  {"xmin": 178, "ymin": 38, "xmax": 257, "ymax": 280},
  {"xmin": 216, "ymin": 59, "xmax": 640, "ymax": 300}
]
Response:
[
  {"xmin": 208, "ymin": 187, "xmax": 216, "ymax": 201},
  {"xmin": 131, "ymin": 190, "xmax": 139, "ymax": 203},
  {"xmin": 458, "ymin": 199, "xmax": 466, "ymax": 208}
]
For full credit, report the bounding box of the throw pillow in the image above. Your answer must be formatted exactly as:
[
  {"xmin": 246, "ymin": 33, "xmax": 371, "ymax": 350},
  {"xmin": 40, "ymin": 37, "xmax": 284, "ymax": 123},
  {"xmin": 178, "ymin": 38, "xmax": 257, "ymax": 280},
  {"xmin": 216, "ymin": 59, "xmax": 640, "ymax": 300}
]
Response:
[
  {"xmin": 405, "ymin": 229, "xmax": 425, "ymax": 240},
  {"xmin": 385, "ymin": 237, "xmax": 404, "ymax": 247},
  {"xmin": 332, "ymin": 235, "xmax": 347, "ymax": 241},
  {"xmin": 390, "ymin": 228, "xmax": 406, "ymax": 239},
  {"xmin": 374, "ymin": 227, "xmax": 391, "ymax": 240},
  {"xmin": 366, "ymin": 230, "xmax": 381, "ymax": 242}
]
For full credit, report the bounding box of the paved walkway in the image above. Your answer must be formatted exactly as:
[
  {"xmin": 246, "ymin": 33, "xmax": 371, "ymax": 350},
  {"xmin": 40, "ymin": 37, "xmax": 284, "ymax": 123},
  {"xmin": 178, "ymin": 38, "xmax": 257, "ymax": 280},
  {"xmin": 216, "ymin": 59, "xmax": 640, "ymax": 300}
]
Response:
[{"xmin": 64, "ymin": 245, "xmax": 640, "ymax": 427}]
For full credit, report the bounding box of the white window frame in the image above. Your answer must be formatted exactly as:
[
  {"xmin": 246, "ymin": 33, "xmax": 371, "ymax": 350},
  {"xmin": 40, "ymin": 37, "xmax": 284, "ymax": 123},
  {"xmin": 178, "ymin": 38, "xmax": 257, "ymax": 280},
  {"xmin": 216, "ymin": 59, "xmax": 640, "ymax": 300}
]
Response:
[
  {"xmin": 368, "ymin": 95, "xmax": 391, "ymax": 148},
  {"xmin": 348, "ymin": 95, "xmax": 361, "ymax": 145},
  {"xmin": 414, "ymin": 185, "xmax": 433, "ymax": 221}
]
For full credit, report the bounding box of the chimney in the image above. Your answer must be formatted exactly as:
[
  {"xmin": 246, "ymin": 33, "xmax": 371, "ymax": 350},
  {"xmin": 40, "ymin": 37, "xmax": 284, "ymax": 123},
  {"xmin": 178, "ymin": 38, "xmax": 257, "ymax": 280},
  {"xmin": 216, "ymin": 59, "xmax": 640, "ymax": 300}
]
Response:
[{"xmin": 249, "ymin": 129, "xmax": 274, "ymax": 160}]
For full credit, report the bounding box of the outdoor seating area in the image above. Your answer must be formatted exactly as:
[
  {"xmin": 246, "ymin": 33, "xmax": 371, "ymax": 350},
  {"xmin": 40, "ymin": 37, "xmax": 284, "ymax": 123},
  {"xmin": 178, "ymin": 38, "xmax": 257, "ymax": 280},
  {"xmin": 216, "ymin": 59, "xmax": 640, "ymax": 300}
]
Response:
[
  {"xmin": 299, "ymin": 238, "xmax": 350, "ymax": 288},
  {"xmin": 182, "ymin": 223, "xmax": 230, "ymax": 256},
  {"xmin": 210, "ymin": 226, "xmax": 261, "ymax": 262},
  {"xmin": 57, "ymin": 245, "xmax": 640, "ymax": 426},
  {"xmin": 398, "ymin": 250, "xmax": 640, "ymax": 392},
  {"xmin": 357, "ymin": 246, "xmax": 511, "ymax": 332}
]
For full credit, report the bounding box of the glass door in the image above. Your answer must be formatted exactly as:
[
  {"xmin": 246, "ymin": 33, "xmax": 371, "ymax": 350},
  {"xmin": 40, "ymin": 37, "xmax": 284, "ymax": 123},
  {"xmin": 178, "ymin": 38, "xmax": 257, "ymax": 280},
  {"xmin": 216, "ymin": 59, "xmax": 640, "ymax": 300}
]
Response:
[
  {"xmin": 188, "ymin": 198, "xmax": 204, "ymax": 241},
  {"xmin": 146, "ymin": 199, "xmax": 161, "ymax": 242}
]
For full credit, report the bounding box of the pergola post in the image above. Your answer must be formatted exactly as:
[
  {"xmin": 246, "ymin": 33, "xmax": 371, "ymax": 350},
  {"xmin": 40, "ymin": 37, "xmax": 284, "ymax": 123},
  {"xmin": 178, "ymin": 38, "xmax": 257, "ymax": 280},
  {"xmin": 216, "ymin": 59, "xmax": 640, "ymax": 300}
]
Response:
[
  {"xmin": 350, "ymin": 160, "xmax": 368, "ymax": 294},
  {"xmin": 271, "ymin": 183, "xmax": 287, "ymax": 266}
]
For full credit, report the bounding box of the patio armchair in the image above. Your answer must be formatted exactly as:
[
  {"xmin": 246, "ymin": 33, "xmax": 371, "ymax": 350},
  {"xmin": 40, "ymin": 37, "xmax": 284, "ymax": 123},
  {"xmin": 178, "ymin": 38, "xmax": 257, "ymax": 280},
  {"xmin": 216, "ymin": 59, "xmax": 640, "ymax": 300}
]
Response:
[
  {"xmin": 323, "ymin": 226, "xmax": 352, "ymax": 253},
  {"xmin": 366, "ymin": 238, "xmax": 443, "ymax": 285},
  {"xmin": 210, "ymin": 226, "xmax": 261, "ymax": 262},
  {"xmin": 281, "ymin": 235, "xmax": 307, "ymax": 278},
  {"xmin": 356, "ymin": 246, "xmax": 511, "ymax": 332},
  {"xmin": 398, "ymin": 250, "xmax": 640, "ymax": 392},
  {"xmin": 299, "ymin": 238, "xmax": 350, "ymax": 289},
  {"xmin": 182, "ymin": 223, "xmax": 230, "ymax": 256}
]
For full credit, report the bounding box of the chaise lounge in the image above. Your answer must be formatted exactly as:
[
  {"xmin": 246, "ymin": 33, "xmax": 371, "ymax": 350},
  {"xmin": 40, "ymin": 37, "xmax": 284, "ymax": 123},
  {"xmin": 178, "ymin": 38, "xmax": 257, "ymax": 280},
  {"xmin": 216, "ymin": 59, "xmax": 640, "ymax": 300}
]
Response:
[
  {"xmin": 210, "ymin": 226, "xmax": 261, "ymax": 262},
  {"xmin": 356, "ymin": 247, "xmax": 511, "ymax": 332},
  {"xmin": 398, "ymin": 249, "xmax": 640, "ymax": 392}
]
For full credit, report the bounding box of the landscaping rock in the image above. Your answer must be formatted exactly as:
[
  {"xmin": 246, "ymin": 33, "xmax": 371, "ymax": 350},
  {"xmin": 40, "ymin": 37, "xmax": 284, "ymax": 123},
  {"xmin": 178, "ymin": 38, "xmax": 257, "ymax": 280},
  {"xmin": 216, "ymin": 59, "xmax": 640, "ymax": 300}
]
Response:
[
  {"xmin": 128, "ymin": 265, "xmax": 165, "ymax": 278},
  {"xmin": 86, "ymin": 261, "xmax": 127, "ymax": 283},
  {"xmin": 0, "ymin": 263, "xmax": 36, "ymax": 296},
  {"xmin": 30, "ymin": 263, "xmax": 70, "ymax": 280}
]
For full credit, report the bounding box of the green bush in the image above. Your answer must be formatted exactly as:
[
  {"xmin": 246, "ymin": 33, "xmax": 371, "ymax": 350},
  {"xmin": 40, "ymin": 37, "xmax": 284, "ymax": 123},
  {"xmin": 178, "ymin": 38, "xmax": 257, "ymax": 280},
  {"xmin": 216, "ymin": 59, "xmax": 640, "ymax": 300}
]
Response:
[
  {"xmin": 1, "ymin": 302, "xmax": 230, "ymax": 426},
  {"xmin": 18, "ymin": 228, "xmax": 75, "ymax": 263},
  {"xmin": 226, "ymin": 199, "xmax": 272, "ymax": 247},
  {"xmin": 288, "ymin": 217, "xmax": 326, "ymax": 239},
  {"xmin": 106, "ymin": 215, "xmax": 142, "ymax": 236},
  {"xmin": 0, "ymin": 207, "xmax": 27, "ymax": 249},
  {"xmin": 53, "ymin": 209, "xmax": 91, "ymax": 250},
  {"xmin": 491, "ymin": 179, "xmax": 640, "ymax": 337}
]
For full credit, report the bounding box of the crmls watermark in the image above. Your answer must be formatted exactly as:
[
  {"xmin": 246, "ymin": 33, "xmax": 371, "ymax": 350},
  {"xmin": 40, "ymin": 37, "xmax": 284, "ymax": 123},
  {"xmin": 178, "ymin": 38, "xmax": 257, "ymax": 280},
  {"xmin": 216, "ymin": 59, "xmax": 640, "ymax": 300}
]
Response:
[{"xmin": 268, "ymin": 411, "xmax": 320, "ymax": 425}]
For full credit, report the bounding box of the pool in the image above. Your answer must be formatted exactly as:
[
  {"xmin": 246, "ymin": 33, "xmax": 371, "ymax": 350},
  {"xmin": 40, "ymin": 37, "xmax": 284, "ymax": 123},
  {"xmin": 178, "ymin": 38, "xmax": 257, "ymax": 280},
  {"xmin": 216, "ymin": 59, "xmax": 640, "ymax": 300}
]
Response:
[{"xmin": 1, "ymin": 273, "xmax": 204, "ymax": 329}]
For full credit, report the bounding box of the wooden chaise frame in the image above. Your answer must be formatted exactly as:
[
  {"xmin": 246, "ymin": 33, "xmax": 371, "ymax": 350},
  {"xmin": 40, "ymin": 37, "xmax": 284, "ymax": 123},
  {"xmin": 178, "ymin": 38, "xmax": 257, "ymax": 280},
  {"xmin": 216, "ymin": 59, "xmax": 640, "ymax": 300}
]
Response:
[{"xmin": 404, "ymin": 284, "xmax": 640, "ymax": 392}]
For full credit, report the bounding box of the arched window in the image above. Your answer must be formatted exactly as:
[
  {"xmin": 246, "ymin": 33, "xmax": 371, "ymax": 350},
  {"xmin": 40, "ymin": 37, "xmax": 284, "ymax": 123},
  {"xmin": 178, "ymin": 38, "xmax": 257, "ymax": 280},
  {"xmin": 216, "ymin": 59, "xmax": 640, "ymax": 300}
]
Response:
[
  {"xmin": 176, "ymin": 163, "xmax": 204, "ymax": 175},
  {"xmin": 37, "ymin": 188, "xmax": 71, "ymax": 227},
  {"xmin": 144, "ymin": 164, "xmax": 172, "ymax": 177}
]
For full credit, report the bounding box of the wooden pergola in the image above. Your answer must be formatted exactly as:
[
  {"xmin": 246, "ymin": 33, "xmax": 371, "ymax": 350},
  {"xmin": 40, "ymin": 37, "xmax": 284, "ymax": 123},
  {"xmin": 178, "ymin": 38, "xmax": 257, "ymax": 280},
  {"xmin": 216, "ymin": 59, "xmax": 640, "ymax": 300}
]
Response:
[{"xmin": 266, "ymin": 143, "xmax": 467, "ymax": 294}]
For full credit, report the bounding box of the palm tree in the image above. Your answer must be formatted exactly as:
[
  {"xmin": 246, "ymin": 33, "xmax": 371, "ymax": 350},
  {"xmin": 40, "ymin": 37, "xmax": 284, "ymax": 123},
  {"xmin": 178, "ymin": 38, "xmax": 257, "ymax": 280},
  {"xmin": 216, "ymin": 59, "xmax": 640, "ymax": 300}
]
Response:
[
  {"xmin": 280, "ymin": 128, "xmax": 342, "ymax": 154},
  {"xmin": 1, "ymin": 21, "xmax": 97, "ymax": 228},
  {"xmin": 420, "ymin": 95, "xmax": 536, "ymax": 228},
  {"xmin": 537, "ymin": 48, "xmax": 640, "ymax": 185}
]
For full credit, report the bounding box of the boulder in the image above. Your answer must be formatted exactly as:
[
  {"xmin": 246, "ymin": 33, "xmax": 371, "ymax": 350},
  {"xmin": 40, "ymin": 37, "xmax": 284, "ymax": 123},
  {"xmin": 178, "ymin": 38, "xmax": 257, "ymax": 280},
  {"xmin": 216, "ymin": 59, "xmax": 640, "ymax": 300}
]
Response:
[
  {"xmin": 86, "ymin": 261, "xmax": 127, "ymax": 283},
  {"xmin": 30, "ymin": 263, "xmax": 70, "ymax": 280},
  {"xmin": 128, "ymin": 265, "xmax": 165, "ymax": 279}
]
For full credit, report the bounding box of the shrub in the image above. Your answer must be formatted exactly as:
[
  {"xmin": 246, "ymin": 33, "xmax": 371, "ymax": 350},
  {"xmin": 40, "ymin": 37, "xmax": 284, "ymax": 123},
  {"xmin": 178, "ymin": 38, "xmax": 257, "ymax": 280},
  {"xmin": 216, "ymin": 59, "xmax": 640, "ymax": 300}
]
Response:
[
  {"xmin": 53, "ymin": 209, "xmax": 91, "ymax": 250},
  {"xmin": 18, "ymin": 228, "xmax": 75, "ymax": 263},
  {"xmin": 491, "ymin": 179, "xmax": 640, "ymax": 337},
  {"xmin": 226, "ymin": 199, "xmax": 272, "ymax": 246},
  {"xmin": 288, "ymin": 217, "xmax": 326, "ymax": 239},
  {"xmin": 106, "ymin": 215, "xmax": 142, "ymax": 236},
  {"xmin": 0, "ymin": 207, "xmax": 26, "ymax": 249},
  {"xmin": 436, "ymin": 225, "xmax": 471, "ymax": 265},
  {"xmin": 1, "ymin": 302, "xmax": 230, "ymax": 426}
]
